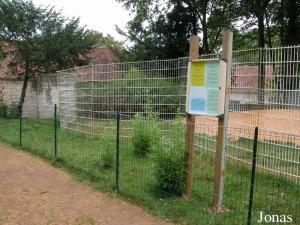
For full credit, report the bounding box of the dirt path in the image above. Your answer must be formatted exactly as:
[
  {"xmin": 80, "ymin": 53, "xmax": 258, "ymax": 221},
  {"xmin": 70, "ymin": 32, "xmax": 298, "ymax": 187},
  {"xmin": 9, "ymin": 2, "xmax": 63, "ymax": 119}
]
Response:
[{"xmin": 0, "ymin": 144, "xmax": 172, "ymax": 225}]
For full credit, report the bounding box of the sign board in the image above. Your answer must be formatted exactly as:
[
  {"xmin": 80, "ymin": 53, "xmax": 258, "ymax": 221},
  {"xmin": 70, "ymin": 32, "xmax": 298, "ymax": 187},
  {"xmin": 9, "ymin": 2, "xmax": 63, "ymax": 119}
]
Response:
[{"xmin": 185, "ymin": 59, "xmax": 227, "ymax": 116}]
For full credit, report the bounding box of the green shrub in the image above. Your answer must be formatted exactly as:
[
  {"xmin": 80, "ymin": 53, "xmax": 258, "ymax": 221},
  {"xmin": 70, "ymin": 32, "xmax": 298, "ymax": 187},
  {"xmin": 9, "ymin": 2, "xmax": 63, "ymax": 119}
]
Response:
[
  {"xmin": 0, "ymin": 103, "xmax": 8, "ymax": 118},
  {"xmin": 154, "ymin": 122, "xmax": 185, "ymax": 195},
  {"xmin": 0, "ymin": 104, "xmax": 20, "ymax": 119},
  {"xmin": 7, "ymin": 105, "xmax": 20, "ymax": 119},
  {"xmin": 101, "ymin": 148, "xmax": 114, "ymax": 170},
  {"xmin": 92, "ymin": 126, "xmax": 115, "ymax": 170},
  {"xmin": 155, "ymin": 148, "xmax": 185, "ymax": 195},
  {"xmin": 100, "ymin": 127, "xmax": 115, "ymax": 169},
  {"xmin": 132, "ymin": 113, "xmax": 160, "ymax": 157}
]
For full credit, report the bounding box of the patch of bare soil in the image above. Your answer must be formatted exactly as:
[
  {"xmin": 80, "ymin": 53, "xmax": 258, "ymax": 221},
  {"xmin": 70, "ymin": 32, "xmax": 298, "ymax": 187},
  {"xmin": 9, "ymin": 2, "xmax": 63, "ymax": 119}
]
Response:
[
  {"xmin": 195, "ymin": 109, "xmax": 300, "ymax": 145},
  {"xmin": 0, "ymin": 144, "xmax": 172, "ymax": 225}
]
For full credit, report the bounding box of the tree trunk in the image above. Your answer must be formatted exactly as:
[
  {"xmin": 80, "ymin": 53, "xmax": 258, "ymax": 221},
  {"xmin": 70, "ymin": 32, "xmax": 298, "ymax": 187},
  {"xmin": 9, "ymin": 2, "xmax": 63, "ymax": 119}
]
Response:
[
  {"xmin": 201, "ymin": 0, "xmax": 210, "ymax": 54},
  {"xmin": 19, "ymin": 60, "xmax": 30, "ymax": 113},
  {"xmin": 257, "ymin": 14, "xmax": 265, "ymax": 48},
  {"xmin": 202, "ymin": 23, "xmax": 210, "ymax": 54},
  {"xmin": 257, "ymin": 13, "xmax": 265, "ymax": 107},
  {"xmin": 286, "ymin": 0, "xmax": 300, "ymax": 91},
  {"xmin": 192, "ymin": 11, "xmax": 198, "ymax": 35},
  {"xmin": 279, "ymin": 0, "xmax": 300, "ymax": 104},
  {"xmin": 265, "ymin": 12, "xmax": 272, "ymax": 48},
  {"xmin": 285, "ymin": 0, "xmax": 298, "ymax": 45},
  {"xmin": 279, "ymin": 0, "xmax": 285, "ymax": 46},
  {"xmin": 202, "ymin": 16, "xmax": 210, "ymax": 52}
]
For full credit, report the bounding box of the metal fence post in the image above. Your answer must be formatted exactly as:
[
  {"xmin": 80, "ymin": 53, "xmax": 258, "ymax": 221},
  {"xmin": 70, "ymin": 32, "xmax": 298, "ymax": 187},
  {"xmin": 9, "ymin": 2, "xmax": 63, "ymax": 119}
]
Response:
[
  {"xmin": 247, "ymin": 127, "xmax": 259, "ymax": 225},
  {"xmin": 19, "ymin": 105, "xmax": 22, "ymax": 147},
  {"xmin": 54, "ymin": 104, "xmax": 57, "ymax": 158},
  {"xmin": 115, "ymin": 112, "xmax": 120, "ymax": 193}
]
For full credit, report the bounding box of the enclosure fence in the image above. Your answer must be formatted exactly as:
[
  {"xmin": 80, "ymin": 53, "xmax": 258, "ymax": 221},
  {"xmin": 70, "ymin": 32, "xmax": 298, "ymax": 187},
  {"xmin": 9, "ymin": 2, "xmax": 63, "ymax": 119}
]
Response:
[
  {"xmin": 0, "ymin": 45, "xmax": 299, "ymax": 224},
  {"xmin": 57, "ymin": 45, "xmax": 300, "ymax": 183},
  {"xmin": 230, "ymin": 46, "xmax": 300, "ymax": 134},
  {"xmin": 0, "ymin": 109, "xmax": 299, "ymax": 225}
]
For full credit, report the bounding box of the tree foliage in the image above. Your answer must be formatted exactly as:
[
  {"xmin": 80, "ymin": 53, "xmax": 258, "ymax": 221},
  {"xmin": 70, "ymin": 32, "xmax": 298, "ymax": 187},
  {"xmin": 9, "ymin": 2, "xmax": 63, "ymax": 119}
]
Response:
[
  {"xmin": 117, "ymin": 0, "xmax": 300, "ymax": 58},
  {"xmin": 117, "ymin": 0, "xmax": 238, "ymax": 58},
  {"xmin": 0, "ymin": 0, "xmax": 98, "ymax": 107},
  {"xmin": 88, "ymin": 30, "xmax": 127, "ymax": 61}
]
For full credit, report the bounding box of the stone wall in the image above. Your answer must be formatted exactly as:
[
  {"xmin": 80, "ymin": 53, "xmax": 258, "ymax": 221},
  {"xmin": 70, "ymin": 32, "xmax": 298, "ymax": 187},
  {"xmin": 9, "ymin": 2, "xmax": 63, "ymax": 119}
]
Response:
[{"xmin": 1, "ymin": 74, "xmax": 59, "ymax": 118}]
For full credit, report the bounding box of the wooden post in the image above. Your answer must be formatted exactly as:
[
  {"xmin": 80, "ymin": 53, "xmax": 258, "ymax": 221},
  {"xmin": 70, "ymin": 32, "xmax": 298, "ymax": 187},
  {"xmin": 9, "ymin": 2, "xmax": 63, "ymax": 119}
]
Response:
[
  {"xmin": 212, "ymin": 31, "xmax": 233, "ymax": 212},
  {"xmin": 183, "ymin": 35, "xmax": 199, "ymax": 198}
]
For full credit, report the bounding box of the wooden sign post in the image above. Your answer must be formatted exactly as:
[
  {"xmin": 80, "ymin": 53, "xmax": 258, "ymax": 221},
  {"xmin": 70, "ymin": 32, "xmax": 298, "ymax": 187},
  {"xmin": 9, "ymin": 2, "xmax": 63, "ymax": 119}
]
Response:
[
  {"xmin": 183, "ymin": 35, "xmax": 199, "ymax": 198},
  {"xmin": 212, "ymin": 31, "xmax": 233, "ymax": 212}
]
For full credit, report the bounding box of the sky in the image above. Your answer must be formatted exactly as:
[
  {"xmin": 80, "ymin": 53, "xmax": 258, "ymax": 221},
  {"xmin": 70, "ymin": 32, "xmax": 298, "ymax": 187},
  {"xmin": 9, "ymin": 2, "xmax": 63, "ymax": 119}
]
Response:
[{"xmin": 31, "ymin": 0, "xmax": 131, "ymax": 41}]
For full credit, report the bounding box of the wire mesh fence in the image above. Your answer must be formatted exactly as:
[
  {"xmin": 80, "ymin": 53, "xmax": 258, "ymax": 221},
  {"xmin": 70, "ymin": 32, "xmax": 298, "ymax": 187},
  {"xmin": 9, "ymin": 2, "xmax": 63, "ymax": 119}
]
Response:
[
  {"xmin": 0, "ymin": 109, "xmax": 299, "ymax": 225},
  {"xmin": 57, "ymin": 46, "xmax": 300, "ymax": 182},
  {"xmin": 0, "ymin": 45, "xmax": 300, "ymax": 224},
  {"xmin": 57, "ymin": 46, "xmax": 300, "ymax": 136},
  {"xmin": 230, "ymin": 46, "xmax": 300, "ymax": 131},
  {"xmin": 58, "ymin": 58, "xmax": 188, "ymax": 127},
  {"xmin": 58, "ymin": 46, "xmax": 300, "ymax": 134}
]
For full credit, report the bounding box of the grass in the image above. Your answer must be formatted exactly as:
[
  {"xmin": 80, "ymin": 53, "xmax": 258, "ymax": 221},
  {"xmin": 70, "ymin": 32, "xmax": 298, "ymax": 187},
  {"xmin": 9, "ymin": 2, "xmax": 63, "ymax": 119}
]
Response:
[{"xmin": 0, "ymin": 118, "xmax": 299, "ymax": 225}]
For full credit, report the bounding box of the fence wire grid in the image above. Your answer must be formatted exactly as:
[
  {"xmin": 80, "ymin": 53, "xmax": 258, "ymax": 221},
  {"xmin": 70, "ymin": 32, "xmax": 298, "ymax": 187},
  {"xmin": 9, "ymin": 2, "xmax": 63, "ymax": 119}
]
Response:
[
  {"xmin": 0, "ymin": 45, "xmax": 300, "ymax": 225},
  {"xmin": 0, "ymin": 110, "xmax": 299, "ymax": 225},
  {"xmin": 57, "ymin": 46, "xmax": 300, "ymax": 182}
]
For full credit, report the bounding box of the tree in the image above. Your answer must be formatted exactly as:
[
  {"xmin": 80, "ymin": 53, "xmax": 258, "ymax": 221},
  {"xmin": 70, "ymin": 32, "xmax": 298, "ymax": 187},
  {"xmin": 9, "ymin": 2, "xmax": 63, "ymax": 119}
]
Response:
[
  {"xmin": 238, "ymin": 0, "xmax": 272, "ymax": 104},
  {"xmin": 237, "ymin": 0, "xmax": 300, "ymax": 104},
  {"xmin": 232, "ymin": 29, "xmax": 259, "ymax": 49},
  {"xmin": 237, "ymin": 0, "xmax": 300, "ymax": 48},
  {"xmin": 273, "ymin": 0, "xmax": 300, "ymax": 97},
  {"xmin": 0, "ymin": 0, "xmax": 98, "ymax": 110},
  {"xmin": 88, "ymin": 31, "xmax": 127, "ymax": 61},
  {"xmin": 116, "ymin": 0, "xmax": 238, "ymax": 59},
  {"xmin": 183, "ymin": 0, "xmax": 237, "ymax": 53},
  {"xmin": 118, "ymin": 0, "xmax": 300, "ymax": 59},
  {"xmin": 162, "ymin": 3, "xmax": 196, "ymax": 58},
  {"xmin": 117, "ymin": 1, "xmax": 196, "ymax": 60},
  {"xmin": 240, "ymin": 0, "xmax": 271, "ymax": 48},
  {"xmin": 273, "ymin": 0, "xmax": 300, "ymax": 46}
]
